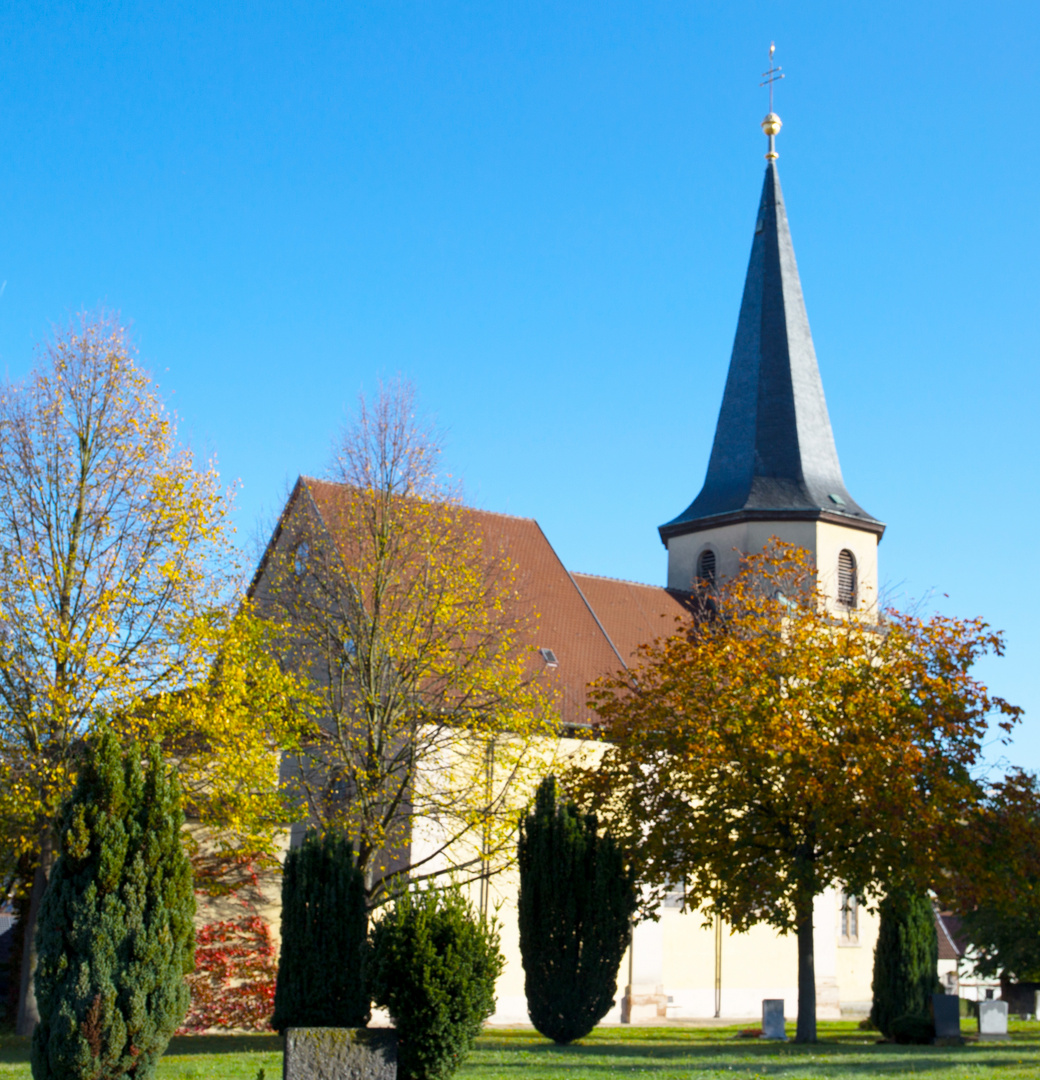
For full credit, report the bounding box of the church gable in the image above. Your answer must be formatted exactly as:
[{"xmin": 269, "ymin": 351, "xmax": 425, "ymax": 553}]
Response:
[{"xmin": 266, "ymin": 477, "xmax": 659, "ymax": 730}]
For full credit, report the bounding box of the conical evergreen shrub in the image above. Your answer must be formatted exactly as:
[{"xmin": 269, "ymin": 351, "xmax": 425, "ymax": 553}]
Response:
[
  {"xmin": 870, "ymin": 890, "xmax": 942, "ymax": 1039},
  {"xmin": 271, "ymin": 831, "xmax": 369, "ymax": 1031},
  {"xmin": 518, "ymin": 775, "xmax": 637, "ymax": 1044},
  {"xmin": 370, "ymin": 885, "xmax": 503, "ymax": 1080},
  {"xmin": 31, "ymin": 730, "xmax": 195, "ymax": 1080}
]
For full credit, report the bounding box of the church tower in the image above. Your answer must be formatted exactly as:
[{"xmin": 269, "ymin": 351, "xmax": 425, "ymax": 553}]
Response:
[{"xmin": 659, "ymin": 106, "xmax": 884, "ymax": 612}]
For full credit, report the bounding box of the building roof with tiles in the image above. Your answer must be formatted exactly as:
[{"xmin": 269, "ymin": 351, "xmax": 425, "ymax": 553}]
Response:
[{"xmin": 255, "ymin": 477, "xmax": 692, "ymax": 728}]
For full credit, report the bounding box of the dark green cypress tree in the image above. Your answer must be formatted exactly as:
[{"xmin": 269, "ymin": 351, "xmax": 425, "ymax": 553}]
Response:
[
  {"xmin": 31, "ymin": 730, "xmax": 195, "ymax": 1080},
  {"xmin": 271, "ymin": 831, "xmax": 369, "ymax": 1031},
  {"xmin": 518, "ymin": 775, "xmax": 637, "ymax": 1044},
  {"xmin": 870, "ymin": 890, "xmax": 942, "ymax": 1038}
]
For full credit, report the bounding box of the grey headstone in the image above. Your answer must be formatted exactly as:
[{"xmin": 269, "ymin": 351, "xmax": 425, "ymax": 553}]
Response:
[
  {"xmin": 931, "ymin": 994, "xmax": 961, "ymax": 1039},
  {"xmin": 761, "ymin": 999, "xmax": 786, "ymax": 1040},
  {"xmin": 285, "ymin": 1028, "xmax": 397, "ymax": 1080},
  {"xmin": 978, "ymin": 1000, "xmax": 1009, "ymax": 1039}
]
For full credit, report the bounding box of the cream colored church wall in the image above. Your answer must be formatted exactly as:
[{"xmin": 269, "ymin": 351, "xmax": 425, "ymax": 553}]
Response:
[
  {"xmin": 835, "ymin": 898, "xmax": 879, "ymax": 1013},
  {"xmin": 481, "ymin": 886, "xmax": 880, "ymax": 1024},
  {"xmin": 815, "ymin": 522, "xmax": 879, "ymax": 615},
  {"xmin": 659, "ymin": 910, "xmax": 801, "ymax": 1020},
  {"xmin": 667, "ymin": 519, "xmax": 879, "ymax": 614},
  {"xmin": 666, "ymin": 520, "xmax": 817, "ymax": 592},
  {"xmin": 653, "ymin": 887, "xmax": 878, "ymax": 1021},
  {"xmin": 409, "ymin": 732, "xmax": 884, "ymax": 1024},
  {"xmin": 409, "ymin": 734, "xmax": 599, "ymax": 1025}
]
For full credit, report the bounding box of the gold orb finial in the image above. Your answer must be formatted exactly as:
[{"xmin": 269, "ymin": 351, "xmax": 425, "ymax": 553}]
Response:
[
  {"xmin": 759, "ymin": 43, "xmax": 785, "ymax": 161},
  {"xmin": 761, "ymin": 112, "xmax": 782, "ymax": 137}
]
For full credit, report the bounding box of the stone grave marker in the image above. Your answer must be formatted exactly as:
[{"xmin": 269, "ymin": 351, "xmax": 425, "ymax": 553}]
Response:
[
  {"xmin": 931, "ymin": 993, "xmax": 962, "ymax": 1043},
  {"xmin": 761, "ymin": 999, "xmax": 786, "ymax": 1040},
  {"xmin": 285, "ymin": 1028, "xmax": 397, "ymax": 1080},
  {"xmin": 978, "ymin": 1000, "xmax": 1009, "ymax": 1040}
]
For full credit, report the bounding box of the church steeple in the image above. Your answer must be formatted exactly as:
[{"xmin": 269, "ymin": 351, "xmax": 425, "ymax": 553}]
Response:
[
  {"xmin": 659, "ymin": 82, "xmax": 884, "ymax": 605},
  {"xmin": 659, "ymin": 161, "xmax": 883, "ymax": 545}
]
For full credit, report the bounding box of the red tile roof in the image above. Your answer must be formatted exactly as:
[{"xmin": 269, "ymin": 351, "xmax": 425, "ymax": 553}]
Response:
[
  {"xmin": 298, "ymin": 479, "xmax": 691, "ymax": 728},
  {"xmin": 572, "ymin": 572, "xmax": 691, "ymax": 668},
  {"xmin": 936, "ymin": 912, "xmax": 966, "ymax": 961}
]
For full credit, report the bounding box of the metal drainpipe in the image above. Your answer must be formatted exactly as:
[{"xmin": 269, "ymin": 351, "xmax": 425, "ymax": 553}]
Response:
[
  {"xmin": 624, "ymin": 916, "xmax": 635, "ymax": 1023},
  {"xmin": 714, "ymin": 914, "xmax": 723, "ymax": 1018}
]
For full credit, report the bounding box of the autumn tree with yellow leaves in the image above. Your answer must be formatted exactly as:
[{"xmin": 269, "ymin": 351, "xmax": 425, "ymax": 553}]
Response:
[
  {"xmin": 573, "ymin": 541, "xmax": 1020, "ymax": 1043},
  {"xmin": 254, "ymin": 380, "xmax": 557, "ymax": 909},
  {"xmin": 0, "ymin": 314, "xmax": 300, "ymax": 1034}
]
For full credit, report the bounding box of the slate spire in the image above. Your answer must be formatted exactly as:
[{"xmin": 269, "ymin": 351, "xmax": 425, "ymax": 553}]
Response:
[{"xmin": 659, "ymin": 161, "xmax": 883, "ymax": 543}]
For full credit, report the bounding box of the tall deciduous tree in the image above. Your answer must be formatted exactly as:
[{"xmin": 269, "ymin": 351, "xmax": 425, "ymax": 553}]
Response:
[
  {"xmin": 0, "ymin": 314, "xmax": 288, "ymax": 1034},
  {"xmin": 254, "ymin": 380, "xmax": 557, "ymax": 907},
  {"xmin": 955, "ymin": 770, "xmax": 1040, "ymax": 984},
  {"xmin": 573, "ymin": 541, "xmax": 1019, "ymax": 1042}
]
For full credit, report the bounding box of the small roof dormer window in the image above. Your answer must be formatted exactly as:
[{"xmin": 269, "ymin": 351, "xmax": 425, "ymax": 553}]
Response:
[{"xmin": 539, "ymin": 648, "xmax": 558, "ymax": 668}]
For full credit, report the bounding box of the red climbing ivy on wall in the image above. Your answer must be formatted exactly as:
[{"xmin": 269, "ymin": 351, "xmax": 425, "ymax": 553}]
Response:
[{"xmin": 178, "ymin": 850, "xmax": 279, "ymax": 1032}]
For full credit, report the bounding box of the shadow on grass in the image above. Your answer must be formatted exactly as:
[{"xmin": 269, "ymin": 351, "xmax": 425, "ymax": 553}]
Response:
[
  {"xmin": 165, "ymin": 1035, "xmax": 282, "ymax": 1056},
  {"xmin": 0, "ymin": 1033, "xmax": 283, "ymax": 1064},
  {"xmin": 472, "ymin": 1033, "xmax": 1040, "ymax": 1076}
]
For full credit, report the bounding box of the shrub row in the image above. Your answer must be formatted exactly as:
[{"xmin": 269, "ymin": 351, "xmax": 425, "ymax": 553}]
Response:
[
  {"xmin": 273, "ymin": 831, "xmax": 503, "ymax": 1080},
  {"xmin": 32, "ymin": 739, "xmax": 952, "ymax": 1078}
]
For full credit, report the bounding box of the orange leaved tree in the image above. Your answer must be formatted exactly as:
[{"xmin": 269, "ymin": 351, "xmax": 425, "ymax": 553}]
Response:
[{"xmin": 574, "ymin": 541, "xmax": 1020, "ymax": 1042}]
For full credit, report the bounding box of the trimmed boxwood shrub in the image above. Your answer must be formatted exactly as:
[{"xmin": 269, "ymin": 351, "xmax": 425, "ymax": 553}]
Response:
[
  {"xmin": 370, "ymin": 886, "xmax": 503, "ymax": 1080},
  {"xmin": 890, "ymin": 1012, "xmax": 935, "ymax": 1044},
  {"xmin": 272, "ymin": 831, "xmax": 369, "ymax": 1031},
  {"xmin": 31, "ymin": 730, "xmax": 195, "ymax": 1080},
  {"xmin": 870, "ymin": 890, "xmax": 941, "ymax": 1039},
  {"xmin": 518, "ymin": 775, "xmax": 637, "ymax": 1043}
]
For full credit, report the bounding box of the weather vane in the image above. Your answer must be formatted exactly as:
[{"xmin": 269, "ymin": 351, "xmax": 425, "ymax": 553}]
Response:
[{"xmin": 759, "ymin": 42, "xmax": 784, "ymax": 162}]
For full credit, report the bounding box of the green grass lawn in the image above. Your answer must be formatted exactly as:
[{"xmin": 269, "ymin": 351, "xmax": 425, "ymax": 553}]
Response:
[{"xmin": 2, "ymin": 1021, "xmax": 1040, "ymax": 1079}]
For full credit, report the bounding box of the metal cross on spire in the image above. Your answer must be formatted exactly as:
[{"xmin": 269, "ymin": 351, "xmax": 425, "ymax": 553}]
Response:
[{"xmin": 759, "ymin": 42, "xmax": 784, "ymax": 161}]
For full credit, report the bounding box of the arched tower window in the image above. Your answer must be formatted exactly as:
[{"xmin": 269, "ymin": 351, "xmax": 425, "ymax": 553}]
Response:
[
  {"xmin": 697, "ymin": 548, "xmax": 716, "ymax": 586},
  {"xmin": 837, "ymin": 549, "xmax": 857, "ymax": 608}
]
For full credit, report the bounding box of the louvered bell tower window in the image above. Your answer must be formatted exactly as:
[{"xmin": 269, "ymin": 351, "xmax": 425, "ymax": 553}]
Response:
[
  {"xmin": 837, "ymin": 549, "xmax": 857, "ymax": 608},
  {"xmin": 697, "ymin": 548, "xmax": 716, "ymax": 586}
]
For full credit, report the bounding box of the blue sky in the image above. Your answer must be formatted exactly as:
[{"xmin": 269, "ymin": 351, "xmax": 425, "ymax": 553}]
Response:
[{"xmin": 0, "ymin": 3, "xmax": 1036, "ymax": 768}]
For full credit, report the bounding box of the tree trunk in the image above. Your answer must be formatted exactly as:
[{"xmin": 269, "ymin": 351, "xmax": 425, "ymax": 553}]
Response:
[
  {"xmin": 794, "ymin": 878, "xmax": 817, "ymax": 1043},
  {"xmin": 15, "ymin": 830, "xmax": 53, "ymax": 1037},
  {"xmin": 795, "ymin": 902, "xmax": 816, "ymax": 1042}
]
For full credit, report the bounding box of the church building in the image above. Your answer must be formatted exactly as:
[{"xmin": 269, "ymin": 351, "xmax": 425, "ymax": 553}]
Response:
[
  {"xmin": 487, "ymin": 108, "xmax": 886, "ymax": 1023},
  {"xmin": 253, "ymin": 107, "xmax": 885, "ymax": 1023}
]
